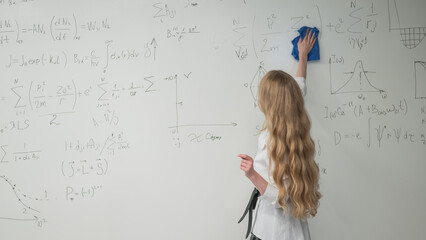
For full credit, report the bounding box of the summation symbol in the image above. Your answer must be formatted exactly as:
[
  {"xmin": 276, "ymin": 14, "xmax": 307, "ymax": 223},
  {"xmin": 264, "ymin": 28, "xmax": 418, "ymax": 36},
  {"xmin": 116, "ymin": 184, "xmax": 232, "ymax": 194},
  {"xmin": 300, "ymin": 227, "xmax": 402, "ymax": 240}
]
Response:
[
  {"xmin": 415, "ymin": 61, "xmax": 426, "ymax": 99},
  {"xmin": 11, "ymin": 86, "xmax": 25, "ymax": 108},
  {"xmin": 0, "ymin": 145, "xmax": 6, "ymax": 163},
  {"xmin": 330, "ymin": 60, "xmax": 384, "ymax": 95},
  {"xmin": 388, "ymin": 0, "xmax": 426, "ymax": 49}
]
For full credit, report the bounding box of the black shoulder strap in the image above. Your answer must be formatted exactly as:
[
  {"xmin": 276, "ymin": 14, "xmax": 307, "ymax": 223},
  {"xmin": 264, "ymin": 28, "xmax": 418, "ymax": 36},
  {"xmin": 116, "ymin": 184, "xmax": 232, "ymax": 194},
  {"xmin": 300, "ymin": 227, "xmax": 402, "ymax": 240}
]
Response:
[{"xmin": 238, "ymin": 188, "xmax": 260, "ymax": 239}]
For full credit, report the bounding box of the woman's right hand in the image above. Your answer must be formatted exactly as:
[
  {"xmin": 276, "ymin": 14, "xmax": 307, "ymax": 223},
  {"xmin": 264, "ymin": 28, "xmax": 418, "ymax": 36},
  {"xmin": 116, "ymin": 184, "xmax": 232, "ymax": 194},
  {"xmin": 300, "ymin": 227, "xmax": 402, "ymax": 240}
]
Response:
[{"xmin": 297, "ymin": 29, "xmax": 317, "ymax": 59}]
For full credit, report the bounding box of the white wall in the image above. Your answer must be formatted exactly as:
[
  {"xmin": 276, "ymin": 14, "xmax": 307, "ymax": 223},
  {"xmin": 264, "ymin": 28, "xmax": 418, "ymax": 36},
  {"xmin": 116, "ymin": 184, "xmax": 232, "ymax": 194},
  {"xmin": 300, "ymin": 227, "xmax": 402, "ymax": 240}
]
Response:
[{"xmin": 0, "ymin": 0, "xmax": 425, "ymax": 239}]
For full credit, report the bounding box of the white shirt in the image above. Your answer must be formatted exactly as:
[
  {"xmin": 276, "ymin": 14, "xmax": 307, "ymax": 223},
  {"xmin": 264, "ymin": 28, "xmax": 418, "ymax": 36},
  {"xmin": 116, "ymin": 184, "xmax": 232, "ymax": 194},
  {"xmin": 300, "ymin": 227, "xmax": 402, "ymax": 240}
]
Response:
[{"xmin": 252, "ymin": 77, "xmax": 310, "ymax": 240}]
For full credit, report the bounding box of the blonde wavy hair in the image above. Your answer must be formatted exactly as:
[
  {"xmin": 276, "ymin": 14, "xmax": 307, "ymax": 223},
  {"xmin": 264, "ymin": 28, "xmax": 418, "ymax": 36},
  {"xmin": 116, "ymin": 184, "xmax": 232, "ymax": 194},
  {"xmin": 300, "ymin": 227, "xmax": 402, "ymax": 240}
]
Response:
[{"xmin": 258, "ymin": 70, "xmax": 321, "ymax": 220}]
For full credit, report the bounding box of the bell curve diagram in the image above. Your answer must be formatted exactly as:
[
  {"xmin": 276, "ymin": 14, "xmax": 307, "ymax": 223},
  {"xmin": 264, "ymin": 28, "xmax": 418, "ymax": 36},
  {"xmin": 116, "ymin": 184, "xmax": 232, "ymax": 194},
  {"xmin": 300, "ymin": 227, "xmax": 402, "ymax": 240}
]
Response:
[{"xmin": 329, "ymin": 59, "xmax": 384, "ymax": 95}]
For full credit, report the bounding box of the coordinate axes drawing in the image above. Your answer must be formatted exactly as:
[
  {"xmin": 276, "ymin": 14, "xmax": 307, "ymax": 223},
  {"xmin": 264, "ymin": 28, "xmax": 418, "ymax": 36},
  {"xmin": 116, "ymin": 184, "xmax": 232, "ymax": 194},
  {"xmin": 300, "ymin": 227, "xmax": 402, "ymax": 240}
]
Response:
[
  {"xmin": 0, "ymin": 176, "xmax": 40, "ymax": 222},
  {"xmin": 329, "ymin": 60, "xmax": 384, "ymax": 95},
  {"xmin": 168, "ymin": 73, "xmax": 237, "ymax": 148}
]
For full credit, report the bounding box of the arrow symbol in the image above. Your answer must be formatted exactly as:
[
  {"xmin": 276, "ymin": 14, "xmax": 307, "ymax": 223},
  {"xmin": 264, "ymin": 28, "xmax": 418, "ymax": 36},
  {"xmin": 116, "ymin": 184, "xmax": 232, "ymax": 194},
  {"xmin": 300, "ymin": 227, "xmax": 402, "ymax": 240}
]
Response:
[{"xmin": 168, "ymin": 122, "xmax": 238, "ymax": 128}]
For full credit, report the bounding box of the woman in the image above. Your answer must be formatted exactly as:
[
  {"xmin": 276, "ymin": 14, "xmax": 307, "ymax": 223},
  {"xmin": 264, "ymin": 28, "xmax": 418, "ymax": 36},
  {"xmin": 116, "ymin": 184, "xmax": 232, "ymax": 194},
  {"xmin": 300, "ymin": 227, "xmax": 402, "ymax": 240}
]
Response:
[{"xmin": 238, "ymin": 29, "xmax": 321, "ymax": 240}]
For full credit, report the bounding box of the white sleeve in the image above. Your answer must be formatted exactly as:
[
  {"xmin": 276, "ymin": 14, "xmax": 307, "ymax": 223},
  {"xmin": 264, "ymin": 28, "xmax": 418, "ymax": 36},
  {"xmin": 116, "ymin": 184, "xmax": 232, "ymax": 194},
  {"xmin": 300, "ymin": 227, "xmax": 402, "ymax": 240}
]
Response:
[
  {"xmin": 259, "ymin": 178, "xmax": 290, "ymax": 209},
  {"xmin": 259, "ymin": 183, "xmax": 281, "ymax": 208},
  {"xmin": 294, "ymin": 76, "xmax": 307, "ymax": 96}
]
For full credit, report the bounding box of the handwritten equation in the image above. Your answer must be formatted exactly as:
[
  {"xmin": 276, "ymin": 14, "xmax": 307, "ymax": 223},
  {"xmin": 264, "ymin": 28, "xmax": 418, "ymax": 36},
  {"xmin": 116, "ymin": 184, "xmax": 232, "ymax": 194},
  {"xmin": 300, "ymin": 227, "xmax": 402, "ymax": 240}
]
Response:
[{"xmin": 0, "ymin": 0, "xmax": 425, "ymax": 235}]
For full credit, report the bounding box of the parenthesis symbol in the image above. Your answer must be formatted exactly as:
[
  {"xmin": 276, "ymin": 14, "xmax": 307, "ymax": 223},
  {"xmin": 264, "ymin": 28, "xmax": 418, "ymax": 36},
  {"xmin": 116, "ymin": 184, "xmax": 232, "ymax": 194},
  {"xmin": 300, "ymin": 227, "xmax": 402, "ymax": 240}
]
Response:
[
  {"xmin": 61, "ymin": 162, "xmax": 65, "ymax": 176},
  {"xmin": 62, "ymin": 51, "xmax": 67, "ymax": 68},
  {"xmin": 72, "ymin": 79, "xmax": 77, "ymax": 110},
  {"xmin": 353, "ymin": 105, "xmax": 357, "ymax": 117},
  {"xmin": 104, "ymin": 159, "xmax": 108, "ymax": 175},
  {"xmin": 404, "ymin": 98, "xmax": 408, "ymax": 116},
  {"xmin": 50, "ymin": 16, "xmax": 55, "ymax": 41},
  {"xmin": 15, "ymin": 19, "xmax": 21, "ymax": 43},
  {"xmin": 73, "ymin": 14, "xmax": 78, "ymax": 39},
  {"xmin": 29, "ymin": 81, "xmax": 34, "ymax": 110}
]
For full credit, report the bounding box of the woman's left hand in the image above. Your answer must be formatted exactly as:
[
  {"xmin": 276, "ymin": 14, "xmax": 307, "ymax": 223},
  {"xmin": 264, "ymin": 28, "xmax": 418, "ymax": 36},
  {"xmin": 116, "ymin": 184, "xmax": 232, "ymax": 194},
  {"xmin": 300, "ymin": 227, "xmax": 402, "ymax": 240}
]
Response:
[{"xmin": 238, "ymin": 154, "xmax": 256, "ymax": 178}]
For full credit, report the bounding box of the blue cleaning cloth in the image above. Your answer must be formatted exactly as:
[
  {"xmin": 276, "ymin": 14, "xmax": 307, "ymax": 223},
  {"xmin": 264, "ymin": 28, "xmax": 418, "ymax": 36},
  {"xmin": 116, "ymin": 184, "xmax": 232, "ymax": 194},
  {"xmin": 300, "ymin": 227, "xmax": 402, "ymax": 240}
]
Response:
[{"xmin": 291, "ymin": 26, "xmax": 320, "ymax": 61}]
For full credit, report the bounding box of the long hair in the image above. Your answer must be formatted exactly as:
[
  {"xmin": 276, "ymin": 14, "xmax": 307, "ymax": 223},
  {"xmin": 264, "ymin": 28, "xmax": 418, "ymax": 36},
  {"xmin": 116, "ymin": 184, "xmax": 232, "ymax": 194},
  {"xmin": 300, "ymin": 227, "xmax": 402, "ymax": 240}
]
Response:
[{"xmin": 258, "ymin": 70, "xmax": 321, "ymax": 220}]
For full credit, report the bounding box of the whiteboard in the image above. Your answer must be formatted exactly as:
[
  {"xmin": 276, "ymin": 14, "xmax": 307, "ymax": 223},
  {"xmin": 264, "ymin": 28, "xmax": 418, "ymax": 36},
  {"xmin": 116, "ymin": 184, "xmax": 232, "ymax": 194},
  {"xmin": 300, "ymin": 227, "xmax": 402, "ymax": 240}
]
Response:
[{"xmin": 0, "ymin": 0, "xmax": 425, "ymax": 239}]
